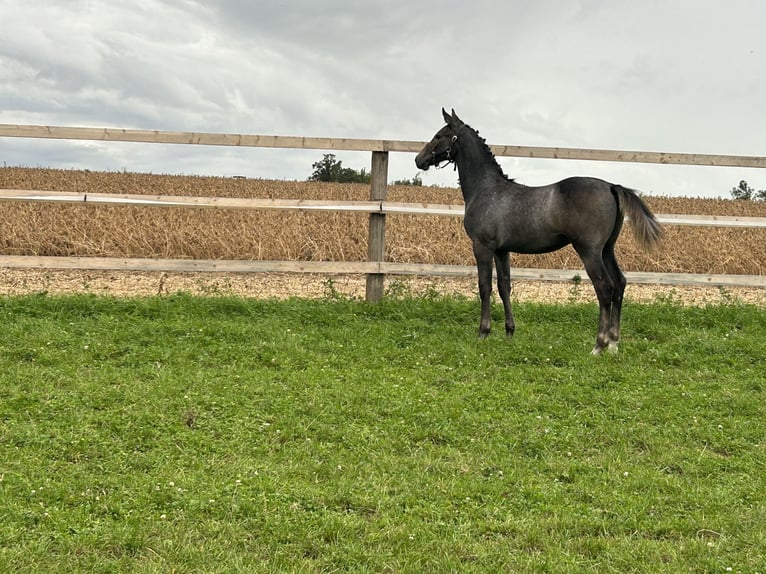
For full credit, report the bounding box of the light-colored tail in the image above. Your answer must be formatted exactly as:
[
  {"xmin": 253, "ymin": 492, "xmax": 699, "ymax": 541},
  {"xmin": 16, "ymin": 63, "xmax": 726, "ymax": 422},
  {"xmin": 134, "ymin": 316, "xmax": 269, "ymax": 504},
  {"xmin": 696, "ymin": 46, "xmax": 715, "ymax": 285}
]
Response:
[{"xmin": 613, "ymin": 185, "xmax": 663, "ymax": 251}]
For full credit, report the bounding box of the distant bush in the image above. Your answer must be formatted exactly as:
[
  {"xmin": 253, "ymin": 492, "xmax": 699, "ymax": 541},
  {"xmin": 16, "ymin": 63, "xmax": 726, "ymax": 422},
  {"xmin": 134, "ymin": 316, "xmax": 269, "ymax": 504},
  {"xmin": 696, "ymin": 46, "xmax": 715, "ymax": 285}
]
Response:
[{"xmin": 393, "ymin": 174, "xmax": 423, "ymax": 187}]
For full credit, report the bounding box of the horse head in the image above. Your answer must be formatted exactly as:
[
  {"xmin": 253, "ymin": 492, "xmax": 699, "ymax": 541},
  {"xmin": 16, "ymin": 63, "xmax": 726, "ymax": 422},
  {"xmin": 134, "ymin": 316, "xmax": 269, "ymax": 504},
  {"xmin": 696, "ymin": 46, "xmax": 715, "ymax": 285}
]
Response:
[{"xmin": 415, "ymin": 108, "xmax": 465, "ymax": 170}]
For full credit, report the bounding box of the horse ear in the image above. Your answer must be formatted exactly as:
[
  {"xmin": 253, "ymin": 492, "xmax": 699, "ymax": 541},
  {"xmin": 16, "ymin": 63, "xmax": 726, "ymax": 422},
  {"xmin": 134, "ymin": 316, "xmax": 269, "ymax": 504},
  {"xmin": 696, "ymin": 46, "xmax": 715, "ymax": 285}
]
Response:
[
  {"xmin": 442, "ymin": 107, "xmax": 451, "ymax": 124},
  {"xmin": 451, "ymin": 109, "xmax": 463, "ymax": 125}
]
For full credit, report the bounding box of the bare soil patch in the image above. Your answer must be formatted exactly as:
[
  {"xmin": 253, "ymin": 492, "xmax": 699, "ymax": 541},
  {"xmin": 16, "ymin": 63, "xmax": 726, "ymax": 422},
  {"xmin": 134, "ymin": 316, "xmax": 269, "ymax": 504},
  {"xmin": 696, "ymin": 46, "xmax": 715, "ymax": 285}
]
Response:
[{"xmin": 1, "ymin": 268, "xmax": 763, "ymax": 307}]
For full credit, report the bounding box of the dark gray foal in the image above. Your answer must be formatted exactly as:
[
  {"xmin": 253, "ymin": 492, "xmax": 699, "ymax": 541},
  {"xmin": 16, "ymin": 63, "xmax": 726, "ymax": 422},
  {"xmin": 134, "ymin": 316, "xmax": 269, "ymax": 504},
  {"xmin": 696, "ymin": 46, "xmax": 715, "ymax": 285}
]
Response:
[{"xmin": 416, "ymin": 109, "xmax": 663, "ymax": 354}]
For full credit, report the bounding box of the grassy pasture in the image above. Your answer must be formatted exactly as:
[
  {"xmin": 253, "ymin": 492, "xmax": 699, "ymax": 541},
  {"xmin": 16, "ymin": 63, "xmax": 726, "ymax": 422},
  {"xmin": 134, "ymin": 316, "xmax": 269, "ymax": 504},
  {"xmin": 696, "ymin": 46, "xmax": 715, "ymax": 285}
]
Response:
[{"xmin": 0, "ymin": 292, "xmax": 764, "ymax": 572}]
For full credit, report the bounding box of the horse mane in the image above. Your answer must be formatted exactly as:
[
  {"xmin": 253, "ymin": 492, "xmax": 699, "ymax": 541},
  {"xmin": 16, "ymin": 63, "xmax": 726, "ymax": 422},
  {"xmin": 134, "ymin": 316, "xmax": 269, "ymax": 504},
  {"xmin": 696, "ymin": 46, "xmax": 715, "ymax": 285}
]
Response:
[{"xmin": 463, "ymin": 123, "xmax": 515, "ymax": 184}]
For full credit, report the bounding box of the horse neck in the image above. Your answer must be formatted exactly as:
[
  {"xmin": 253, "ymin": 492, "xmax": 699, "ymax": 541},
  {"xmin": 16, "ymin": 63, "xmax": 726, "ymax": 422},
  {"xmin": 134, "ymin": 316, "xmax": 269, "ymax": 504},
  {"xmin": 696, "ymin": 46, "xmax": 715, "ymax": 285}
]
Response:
[{"xmin": 454, "ymin": 133, "xmax": 505, "ymax": 203}]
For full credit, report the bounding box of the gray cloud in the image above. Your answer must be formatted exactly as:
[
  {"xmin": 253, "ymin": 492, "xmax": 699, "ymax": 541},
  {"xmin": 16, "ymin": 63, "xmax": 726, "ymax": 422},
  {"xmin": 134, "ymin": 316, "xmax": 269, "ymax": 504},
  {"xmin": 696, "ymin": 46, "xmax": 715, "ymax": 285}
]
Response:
[{"xmin": 1, "ymin": 0, "xmax": 764, "ymax": 196}]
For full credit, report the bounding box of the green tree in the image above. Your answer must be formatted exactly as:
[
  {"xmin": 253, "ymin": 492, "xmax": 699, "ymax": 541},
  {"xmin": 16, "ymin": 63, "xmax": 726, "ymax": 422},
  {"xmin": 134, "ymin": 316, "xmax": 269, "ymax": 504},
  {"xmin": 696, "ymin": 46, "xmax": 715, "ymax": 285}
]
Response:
[
  {"xmin": 308, "ymin": 153, "xmax": 342, "ymax": 182},
  {"xmin": 309, "ymin": 154, "xmax": 371, "ymax": 184},
  {"xmin": 730, "ymin": 180, "xmax": 766, "ymax": 200}
]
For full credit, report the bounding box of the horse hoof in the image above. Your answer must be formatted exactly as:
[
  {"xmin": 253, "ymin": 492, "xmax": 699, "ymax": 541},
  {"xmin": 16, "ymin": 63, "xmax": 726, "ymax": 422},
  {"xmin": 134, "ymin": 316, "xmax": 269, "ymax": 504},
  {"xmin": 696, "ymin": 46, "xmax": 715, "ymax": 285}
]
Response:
[{"xmin": 592, "ymin": 342, "xmax": 618, "ymax": 355}]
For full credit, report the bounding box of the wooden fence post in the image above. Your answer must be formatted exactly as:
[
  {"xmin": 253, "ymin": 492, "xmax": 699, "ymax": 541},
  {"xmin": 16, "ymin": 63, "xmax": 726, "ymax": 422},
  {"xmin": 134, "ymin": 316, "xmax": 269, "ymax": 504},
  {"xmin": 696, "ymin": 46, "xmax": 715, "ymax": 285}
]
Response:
[{"xmin": 366, "ymin": 151, "xmax": 388, "ymax": 301}]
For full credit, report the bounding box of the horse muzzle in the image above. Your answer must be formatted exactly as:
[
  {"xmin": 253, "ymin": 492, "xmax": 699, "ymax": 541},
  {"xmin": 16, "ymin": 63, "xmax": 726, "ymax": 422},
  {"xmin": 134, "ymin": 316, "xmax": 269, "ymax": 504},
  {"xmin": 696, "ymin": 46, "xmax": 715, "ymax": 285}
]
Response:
[{"xmin": 415, "ymin": 151, "xmax": 434, "ymax": 171}]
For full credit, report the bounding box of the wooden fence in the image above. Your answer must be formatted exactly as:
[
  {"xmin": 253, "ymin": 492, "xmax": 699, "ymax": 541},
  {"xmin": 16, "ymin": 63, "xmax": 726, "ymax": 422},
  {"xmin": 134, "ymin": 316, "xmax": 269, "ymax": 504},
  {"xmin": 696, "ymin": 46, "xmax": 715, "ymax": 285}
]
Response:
[{"xmin": 1, "ymin": 124, "xmax": 765, "ymax": 299}]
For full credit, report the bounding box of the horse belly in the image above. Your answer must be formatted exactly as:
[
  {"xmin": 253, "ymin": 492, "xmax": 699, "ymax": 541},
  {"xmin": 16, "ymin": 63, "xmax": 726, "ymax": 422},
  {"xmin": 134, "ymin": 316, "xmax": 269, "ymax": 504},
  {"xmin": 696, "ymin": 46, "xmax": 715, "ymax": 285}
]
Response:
[
  {"xmin": 504, "ymin": 233, "xmax": 570, "ymax": 255},
  {"xmin": 466, "ymin": 216, "xmax": 570, "ymax": 254}
]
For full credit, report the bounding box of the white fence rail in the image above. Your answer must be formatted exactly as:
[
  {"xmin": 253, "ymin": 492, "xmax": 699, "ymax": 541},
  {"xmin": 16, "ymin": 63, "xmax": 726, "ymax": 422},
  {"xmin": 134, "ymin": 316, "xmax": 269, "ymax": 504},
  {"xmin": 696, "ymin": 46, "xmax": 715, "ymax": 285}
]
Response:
[
  {"xmin": 2, "ymin": 189, "xmax": 766, "ymax": 228},
  {"xmin": 2, "ymin": 123, "xmax": 766, "ymax": 168}
]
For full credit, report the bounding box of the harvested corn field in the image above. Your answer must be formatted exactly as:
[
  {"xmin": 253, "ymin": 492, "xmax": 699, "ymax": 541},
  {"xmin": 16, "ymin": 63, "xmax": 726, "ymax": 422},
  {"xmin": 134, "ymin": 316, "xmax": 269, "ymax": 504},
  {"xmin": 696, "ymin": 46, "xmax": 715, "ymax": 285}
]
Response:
[{"xmin": 2, "ymin": 167, "xmax": 766, "ymax": 277}]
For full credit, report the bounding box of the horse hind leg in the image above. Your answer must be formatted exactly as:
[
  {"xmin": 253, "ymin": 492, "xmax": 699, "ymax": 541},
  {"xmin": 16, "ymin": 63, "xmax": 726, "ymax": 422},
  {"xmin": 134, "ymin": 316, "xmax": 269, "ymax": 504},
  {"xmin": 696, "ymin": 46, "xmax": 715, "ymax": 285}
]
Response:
[
  {"xmin": 603, "ymin": 245, "xmax": 626, "ymax": 353},
  {"xmin": 494, "ymin": 251, "xmax": 515, "ymax": 337},
  {"xmin": 591, "ymin": 273, "xmax": 615, "ymax": 356},
  {"xmin": 576, "ymin": 248, "xmax": 614, "ymax": 355}
]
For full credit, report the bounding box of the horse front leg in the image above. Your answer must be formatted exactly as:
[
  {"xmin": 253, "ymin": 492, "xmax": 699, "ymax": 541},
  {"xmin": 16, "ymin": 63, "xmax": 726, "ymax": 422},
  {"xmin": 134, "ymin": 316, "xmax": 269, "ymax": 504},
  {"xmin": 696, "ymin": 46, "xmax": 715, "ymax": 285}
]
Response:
[
  {"xmin": 494, "ymin": 251, "xmax": 515, "ymax": 337},
  {"xmin": 473, "ymin": 243, "xmax": 494, "ymax": 338}
]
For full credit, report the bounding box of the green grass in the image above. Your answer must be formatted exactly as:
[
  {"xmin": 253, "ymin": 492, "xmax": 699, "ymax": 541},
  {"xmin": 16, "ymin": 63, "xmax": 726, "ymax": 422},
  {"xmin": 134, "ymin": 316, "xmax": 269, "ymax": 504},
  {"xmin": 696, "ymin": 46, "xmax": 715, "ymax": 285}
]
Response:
[{"xmin": 0, "ymin": 292, "xmax": 764, "ymax": 573}]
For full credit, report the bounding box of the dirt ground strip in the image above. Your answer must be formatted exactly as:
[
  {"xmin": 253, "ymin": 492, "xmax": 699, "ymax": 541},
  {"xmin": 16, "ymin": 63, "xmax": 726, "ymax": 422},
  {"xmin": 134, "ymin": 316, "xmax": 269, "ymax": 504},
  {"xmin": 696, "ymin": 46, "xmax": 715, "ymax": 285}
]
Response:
[{"xmin": 1, "ymin": 268, "xmax": 764, "ymax": 307}]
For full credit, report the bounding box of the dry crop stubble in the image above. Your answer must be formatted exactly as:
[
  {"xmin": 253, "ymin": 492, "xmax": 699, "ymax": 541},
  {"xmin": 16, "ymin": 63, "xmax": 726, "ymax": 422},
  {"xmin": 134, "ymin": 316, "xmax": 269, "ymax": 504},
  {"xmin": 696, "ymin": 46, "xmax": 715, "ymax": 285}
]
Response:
[{"xmin": 1, "ymin": 167, "xmax": 766, "ymax": 274}]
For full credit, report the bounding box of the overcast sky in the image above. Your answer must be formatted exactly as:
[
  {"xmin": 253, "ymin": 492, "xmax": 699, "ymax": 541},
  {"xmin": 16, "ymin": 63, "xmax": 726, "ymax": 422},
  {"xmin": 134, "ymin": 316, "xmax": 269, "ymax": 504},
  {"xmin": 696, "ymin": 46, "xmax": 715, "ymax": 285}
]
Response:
[{"xmin": 1, "ymin": 0, "xmax": 764, "ymax": 198}]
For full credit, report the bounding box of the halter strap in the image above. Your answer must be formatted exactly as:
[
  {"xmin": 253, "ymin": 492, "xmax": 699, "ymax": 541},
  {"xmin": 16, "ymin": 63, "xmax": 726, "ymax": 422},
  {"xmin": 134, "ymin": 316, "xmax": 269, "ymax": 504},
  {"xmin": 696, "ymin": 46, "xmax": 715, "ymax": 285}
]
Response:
[{"xmin": 434, "ymin": 131, "xmax": 460, "ymax": 171}]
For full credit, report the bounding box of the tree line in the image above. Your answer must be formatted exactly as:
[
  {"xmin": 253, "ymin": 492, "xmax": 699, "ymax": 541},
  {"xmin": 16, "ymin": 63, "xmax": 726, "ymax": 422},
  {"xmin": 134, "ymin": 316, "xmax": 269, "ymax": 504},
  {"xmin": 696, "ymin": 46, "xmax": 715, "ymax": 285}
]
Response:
[
  {"xmin": 310, "ymin": 155, "xmax": 763, "ymax": 198},
  {"xmin": 308, "ymin": 154, "xmax": 422, "ymax": 186},
  {"xmin": 730, "ymin": 180, "xmax": 766, "ymax": 201}
]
